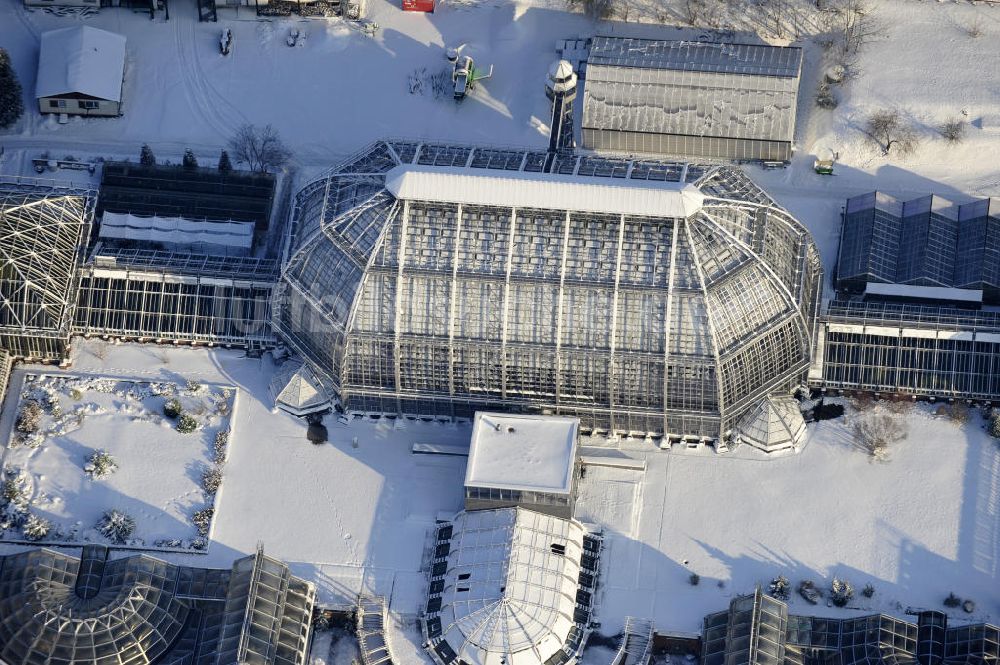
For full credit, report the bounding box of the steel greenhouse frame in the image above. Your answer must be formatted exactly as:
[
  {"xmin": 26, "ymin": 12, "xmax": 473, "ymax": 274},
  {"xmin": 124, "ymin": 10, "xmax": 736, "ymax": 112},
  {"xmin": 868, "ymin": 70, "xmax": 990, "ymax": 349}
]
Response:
[
  {"xmin": 0, "ymin": 177, "xmax": 95, "ymax": 360},
  {"xmin": 274, "ymin": 141, "xmax": 822, "ymax": 444}
]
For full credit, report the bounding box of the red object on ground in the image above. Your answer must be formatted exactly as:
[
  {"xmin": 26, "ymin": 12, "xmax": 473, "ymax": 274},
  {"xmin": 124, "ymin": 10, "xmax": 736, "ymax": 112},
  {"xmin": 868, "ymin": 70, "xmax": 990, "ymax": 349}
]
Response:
[{"xmin": 402, "ymin": 0, "xmax": 434, "ymax": 11}]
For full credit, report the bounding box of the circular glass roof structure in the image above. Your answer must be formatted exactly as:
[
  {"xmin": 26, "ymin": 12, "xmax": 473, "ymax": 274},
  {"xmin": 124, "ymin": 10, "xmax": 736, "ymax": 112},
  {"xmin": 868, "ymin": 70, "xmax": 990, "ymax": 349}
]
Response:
[{"xmin": 275, "ymin": 140, "xmax": 822, "ymax": 441}]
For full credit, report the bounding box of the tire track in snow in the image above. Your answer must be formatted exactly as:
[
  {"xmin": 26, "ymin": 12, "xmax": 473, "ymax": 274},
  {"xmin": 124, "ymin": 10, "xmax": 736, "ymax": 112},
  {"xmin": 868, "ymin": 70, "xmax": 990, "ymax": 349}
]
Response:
[{"xmin": 173, "ymin": 20, "xmax": 247, "ymax": 141}]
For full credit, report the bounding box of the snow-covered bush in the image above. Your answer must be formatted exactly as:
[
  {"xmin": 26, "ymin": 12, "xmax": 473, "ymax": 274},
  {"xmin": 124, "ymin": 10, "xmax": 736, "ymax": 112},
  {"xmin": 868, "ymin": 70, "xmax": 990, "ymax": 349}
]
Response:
[
  {"xmin": 185, "ymin": 379, "xmax": 203, "ymax": 395},
  {"xmin": 202, "ymin": 467, "xmax": 223, "ymax": 495},
  {"xmin": 936, "ymin": 402, "xmax": 970, "ymax": 424},
  {"xmin": 0, "ymin": 471, "xmax": 30, "ymax": 530},
  {"xmin": 85, "ymin": 450, "xmax": 118, "ymax": 479},
  {"xmin": 962, "ymin": 599, "xmax": 975, "ymax": 613},
  {"xmin": 22, "ymin": 513, "xmax": 52, "ymax": 541},
  {"xmin": 798, "ymin": 580, "xmax": 822, "ymax": 604},
  {"xmin": 176, "ymin": 413, "xmax": 199, "ymax": 434},
  {"xmin": 864, "ymin": 109, "xmax": 919, "ymax": 156},
  {"xmin": 163, "ymin": 398, "xmax": 183, "ymax": 419},
  {"xmin": 831, "ymin": 578, "xmax": 854, "ymax": 607},
  {"xmin": 15, "ymin": 401, "xmax": 43, "ymax": 434},
  {"xmin": 851, "ymin": 413, "xmax": 907, "ymax": 461},
  {"xmin": 769, "ymin": 575, "xmax": 790, "ymax": 600},
  {"xmin": 191, "ymin": 537, "xmax": 208, "ymax": 551},
  {"xmin": 69, "ymin": 388, "xmax": 83, "ymax": 401},
  {"xmin": 192, "ymin": 508, "xmax": 214, "ymax": 537},
  {"xmin": 816, "ymin": 83, "xmax": 838, "ymax": 109},
  {"xmin": 944, "ymin": 592, "xmax": 961, "ymax": 608},
  {"xmin": 214, "ymin": 430, "xmax": 229, "ymax": 464},
  {"xmin": 862, "ymin": 583, "xmax": 875, "ymax": 598},
  {"xmin": 688, "ymin": 573, "xmax": 700, "ymax": 586},
  {"xmin": 988, "ymin": 415, "xmax": 1000, "ymax": 439},
  {"xmin": 97, "ymin": 509, "xmax": 136, "ymax": 544},
  {"xmin": 939, "ymin": 118, "xmax": 966, "ymax": 143}
]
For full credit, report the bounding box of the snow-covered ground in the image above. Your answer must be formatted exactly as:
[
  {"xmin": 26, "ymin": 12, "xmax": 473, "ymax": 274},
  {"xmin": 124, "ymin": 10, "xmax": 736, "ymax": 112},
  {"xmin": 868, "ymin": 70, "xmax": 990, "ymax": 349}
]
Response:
[
  {"xmin": 1, "ymin": 370, "xmax": 233, "ymax": 550},
  {"xmin": 582, "ymin": 403, "xmax": 1000, "ymax": 634},
  {"xmin": 0, "ymin": 338, "xmax": 470, "ymax": 612},
  {"xmin": 2, "ymin": 339, "xmax": 996, "ymax": 641}
]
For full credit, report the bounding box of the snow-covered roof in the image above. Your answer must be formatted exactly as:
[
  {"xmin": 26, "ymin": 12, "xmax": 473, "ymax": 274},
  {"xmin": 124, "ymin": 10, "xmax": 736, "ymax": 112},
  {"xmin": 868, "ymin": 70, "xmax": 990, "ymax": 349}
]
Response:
[
  {"xmin": 269, "ymin": 361, "xmax": 332, "ymax": 416},
  {"xmin": 466, "ymin": 413, "xmax": 578, "ymax": 494},
  {"xmin": 99, "ymin": 212, "xmax": 254, "ymax": 251},
  {"xmin": 736, "ymin": 396, "xmax": 806, "ymax": 453},
  {"xmin": 582, "ymin": 38, "xmax": 801, "ymax": 144},
  {"xmin": 384, "ymin": 164, "xmax": 705, "ymax": 218},
  {"xmin": 865, "ymin": 283, "xmax": 983, "ymax": 304},
  {"xmin": 435, "ymin": 508, "xmax": 585, "ymax": 665},
  {"xmin": 36, "ymin": 27, "xmax": 126, "ymax": 102}
]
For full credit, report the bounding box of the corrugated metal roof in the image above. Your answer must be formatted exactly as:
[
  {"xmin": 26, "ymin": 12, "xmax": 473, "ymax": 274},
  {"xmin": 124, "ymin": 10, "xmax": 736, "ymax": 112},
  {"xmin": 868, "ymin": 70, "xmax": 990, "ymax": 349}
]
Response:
[
  {"xmin": 589, "ymin": 37, "xmax": 802, "ymax": 78},
  {"xmin": 384, "ymin": 164, "xmax": 705, "ymax": 218}
]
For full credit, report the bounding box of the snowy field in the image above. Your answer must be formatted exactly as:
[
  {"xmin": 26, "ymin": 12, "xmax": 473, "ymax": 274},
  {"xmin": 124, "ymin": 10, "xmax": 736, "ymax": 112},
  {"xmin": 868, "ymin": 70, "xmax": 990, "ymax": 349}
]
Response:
[
  {"xmin": 0, "ymin": 338, "xmax": 470, "ymax": 612},
  {"xmin": 1, "ymin": 339, "xmax": 996, "ymax": 642},
  {"xmin": 0, "ymin": 370, "xmax": 234, "ymax": 550},
  {"xmin": 1, "ymin": 0, "xmax": 997, "ymax": 249},
  {"xmin": 581, "ymin": 404, "xmax": 1000, "ymax": 635}
]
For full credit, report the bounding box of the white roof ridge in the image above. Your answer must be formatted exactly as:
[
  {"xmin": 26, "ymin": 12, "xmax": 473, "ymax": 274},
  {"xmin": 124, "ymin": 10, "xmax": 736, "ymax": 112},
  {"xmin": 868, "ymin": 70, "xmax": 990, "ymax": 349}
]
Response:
[{"xmin": 385, "ymin": 164, "xmax": 705, "ymax": 219}]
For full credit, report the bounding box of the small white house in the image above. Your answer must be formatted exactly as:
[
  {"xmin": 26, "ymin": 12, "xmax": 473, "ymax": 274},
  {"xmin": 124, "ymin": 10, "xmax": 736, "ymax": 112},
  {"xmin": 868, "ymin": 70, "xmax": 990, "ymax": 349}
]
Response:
[{"xmin": 36, "ymin": 27, "xmax": 126, "ymax": 118}]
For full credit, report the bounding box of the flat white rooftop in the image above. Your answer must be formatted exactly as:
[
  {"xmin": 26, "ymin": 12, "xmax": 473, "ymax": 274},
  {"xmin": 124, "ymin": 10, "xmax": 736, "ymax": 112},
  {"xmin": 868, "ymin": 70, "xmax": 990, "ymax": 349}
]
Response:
[
  {"xmin": 384, "ymin": 164, "xmax": 705, "ymax": 218},
  {"xmin": 465, "ymin": 413, "xmax": 579, "ymax": 494},
  {"xmin": 865, "ymin": 282, "xmax": 983, "ymax": 304}
]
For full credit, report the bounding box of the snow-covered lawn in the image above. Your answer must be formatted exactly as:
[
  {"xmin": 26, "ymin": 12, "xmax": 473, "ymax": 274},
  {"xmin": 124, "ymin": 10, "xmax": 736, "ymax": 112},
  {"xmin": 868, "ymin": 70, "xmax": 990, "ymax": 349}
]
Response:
[
  {"xmin": 1, "ymin": 339, "xmax": 996, "ymax": 639},
  {"xmin": 0, "ymin": 371, "xmax": 234, "ymax": 551},
  {"xmin": 584, "ymin": 402, "xmax": 1000, "ymax": 634}
]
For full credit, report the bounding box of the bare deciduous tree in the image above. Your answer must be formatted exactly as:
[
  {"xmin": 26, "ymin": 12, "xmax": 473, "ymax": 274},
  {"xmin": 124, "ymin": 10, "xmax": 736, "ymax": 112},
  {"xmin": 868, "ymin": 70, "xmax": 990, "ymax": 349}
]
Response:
[
  {"xmin": 865, "ymin": 109, "xmax": 919, "ymax": 156},
  {"xmin": 851, "ymin": 413, "xmax": 906, "ymax": 461},
  {"xmin": 228, "ymin": 124, "xmax": 290, "ymax": 174},
  {"xmin": 568, "ymin": 0, "xmax": 616, "ymax": 18},
  {"xmin": 825, "ymin": 0, "xmax": 883, "ymax": 67}
]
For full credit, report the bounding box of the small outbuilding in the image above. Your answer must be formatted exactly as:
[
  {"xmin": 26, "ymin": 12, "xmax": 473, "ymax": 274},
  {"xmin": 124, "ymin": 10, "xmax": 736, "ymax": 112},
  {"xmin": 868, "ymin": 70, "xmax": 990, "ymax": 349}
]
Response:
[
  {"xmin": 464, "ymin": 413, "xmax": 580, "ymax": 518},
  {"xmin": 36, "ymin": 26, "xmax": 126, "ymax": 118},
  {"xmin": 734, "ymin": 396, "xmax": 806, "ymax": 454},
  {"xmin": 269, "ymin": 361, "xmax": 332, "ymax": 417}
]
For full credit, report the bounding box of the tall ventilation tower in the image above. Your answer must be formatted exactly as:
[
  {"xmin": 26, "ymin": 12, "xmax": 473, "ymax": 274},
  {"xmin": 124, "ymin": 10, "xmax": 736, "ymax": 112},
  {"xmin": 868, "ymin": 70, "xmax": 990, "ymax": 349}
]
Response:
[{"xmin": 544, "ymin": 59, "xmax": 577, "ymax": 171}]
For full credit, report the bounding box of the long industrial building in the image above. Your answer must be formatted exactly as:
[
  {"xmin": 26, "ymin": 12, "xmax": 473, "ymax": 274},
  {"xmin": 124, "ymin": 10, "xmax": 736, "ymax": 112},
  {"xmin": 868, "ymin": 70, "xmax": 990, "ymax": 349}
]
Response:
[
  {"xmin": 581, "ymin": 37, "xmax": 802, "ymax": 161},
  {"xmin": 812, "ymin": 191, "xmax": 1000, "ymax": 400},
  {"xmin": 275, "ymin": 140, "xmax": 822, "ymax": 444}
]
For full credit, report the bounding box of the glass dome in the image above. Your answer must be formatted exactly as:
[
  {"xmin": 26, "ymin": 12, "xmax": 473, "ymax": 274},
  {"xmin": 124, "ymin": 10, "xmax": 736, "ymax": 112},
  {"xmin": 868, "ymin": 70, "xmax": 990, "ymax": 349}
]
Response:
[{"xmin": 275, "ymin": 141, "xmax": 822, "ymax": 441}]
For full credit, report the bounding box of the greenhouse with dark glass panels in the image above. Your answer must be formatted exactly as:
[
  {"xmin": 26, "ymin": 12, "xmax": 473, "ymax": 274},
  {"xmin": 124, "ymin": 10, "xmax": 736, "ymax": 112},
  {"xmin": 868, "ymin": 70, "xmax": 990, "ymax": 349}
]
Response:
[
  {"xmin": 274, "ymin": 140, "xmax": 822, "ymax": 447},
  {"xmin": 0, "ymin": 545, "xmax": 314, "ymax": 665}
]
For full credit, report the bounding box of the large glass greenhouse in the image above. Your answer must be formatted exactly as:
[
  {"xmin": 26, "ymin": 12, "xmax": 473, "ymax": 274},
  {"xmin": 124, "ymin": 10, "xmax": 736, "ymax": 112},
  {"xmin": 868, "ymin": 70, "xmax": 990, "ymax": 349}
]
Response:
[
  {"xmin": 0, "ymin": 545, "xmax": 314, "ymax": 665},
  {"xmin": 0, "ymin": 177, "xmax": 95, "ymax": 360},
  {"xmin": 275, "ymin": 140, "xmax": 822, "ymax": 443}
]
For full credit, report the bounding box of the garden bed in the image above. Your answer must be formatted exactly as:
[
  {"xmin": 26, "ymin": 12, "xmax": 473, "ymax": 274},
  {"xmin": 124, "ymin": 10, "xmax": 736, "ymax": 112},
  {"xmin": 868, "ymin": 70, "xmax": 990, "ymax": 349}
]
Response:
[{"xmin": 0, "ymin": 373, "xmax": 235, "ymax": 552}]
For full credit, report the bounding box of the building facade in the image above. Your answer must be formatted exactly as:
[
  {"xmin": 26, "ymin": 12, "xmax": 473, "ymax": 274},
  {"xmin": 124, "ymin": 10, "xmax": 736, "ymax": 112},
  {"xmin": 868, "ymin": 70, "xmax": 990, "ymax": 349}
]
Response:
[
  {"xmin": 36, "ymin": 27, "xmax": 126, "ymax": 118},
  {"xmin": 703, "ymin": 589, "xmax": 999, "ymax": 665},
  {"xmin": 836, "ymin": 193, "xmax": 1000, "ymax": 302},
  {"xmin": 275, "ymin": 140, "xmax": 822, "ymax": 444}
]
